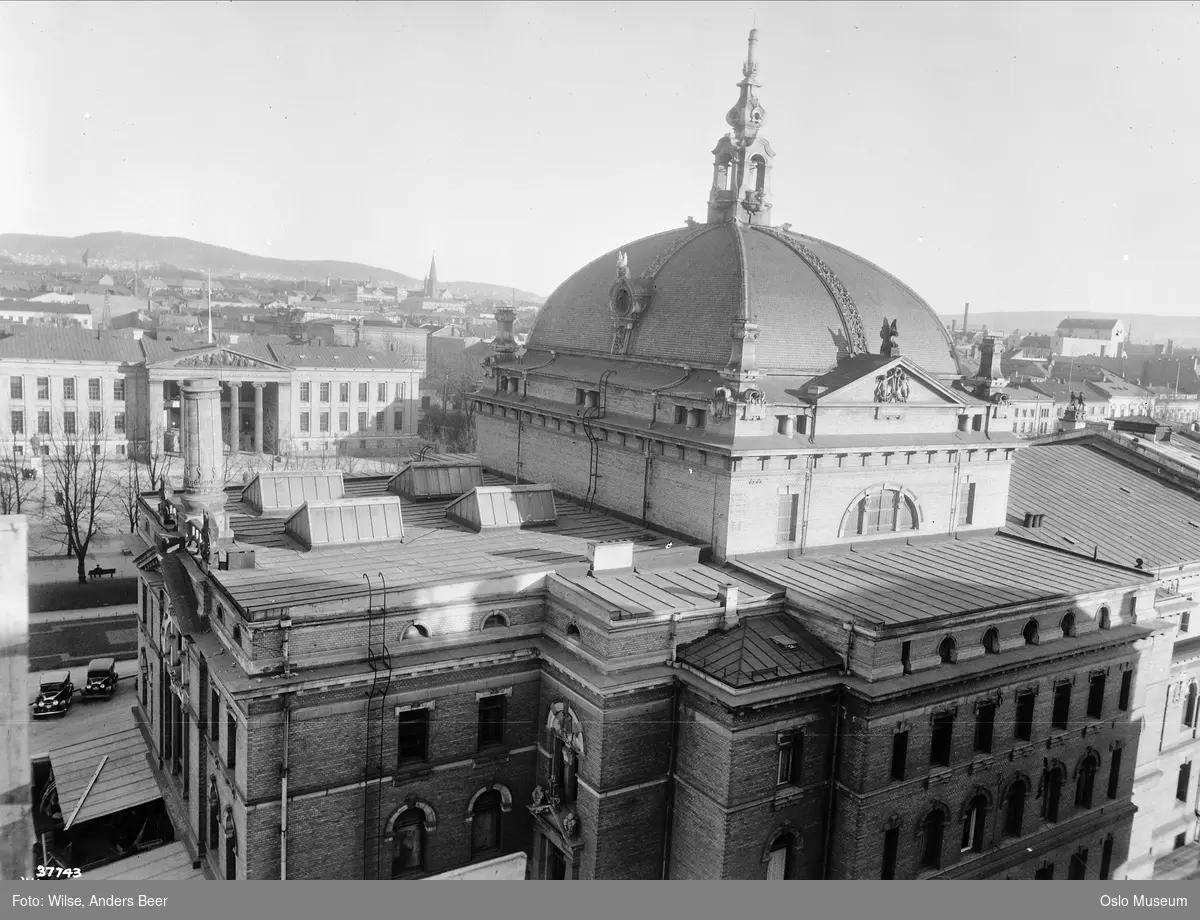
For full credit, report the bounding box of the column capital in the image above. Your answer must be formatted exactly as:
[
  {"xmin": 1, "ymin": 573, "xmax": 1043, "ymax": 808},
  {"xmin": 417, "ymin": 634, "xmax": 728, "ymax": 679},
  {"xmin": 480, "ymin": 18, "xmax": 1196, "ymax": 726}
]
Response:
[{"xmin": 252, "ymin": 381, "xmax": 265, "ymax": 389}]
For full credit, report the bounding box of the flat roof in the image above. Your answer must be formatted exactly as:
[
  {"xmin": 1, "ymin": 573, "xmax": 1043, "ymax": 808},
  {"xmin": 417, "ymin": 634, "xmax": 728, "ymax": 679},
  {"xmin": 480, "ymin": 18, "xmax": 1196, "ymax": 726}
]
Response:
[
  {"xmin": 736, "ymin": 533, "xmax": 1145, "ymax": 627},
  {"xmin": 562, "ymin": 564, "xmax": 777, "ymax": 619},
  {"xmin": 215, "ymin": 474, "xmax": 682, "ymax": 613},
  {"xmin": 49, "ymin": 725, "xmax": 161, "ymax": 828},
  {"xmin": 1007, "ymin": 438, "xmax": 1200, "ymax": 571}
]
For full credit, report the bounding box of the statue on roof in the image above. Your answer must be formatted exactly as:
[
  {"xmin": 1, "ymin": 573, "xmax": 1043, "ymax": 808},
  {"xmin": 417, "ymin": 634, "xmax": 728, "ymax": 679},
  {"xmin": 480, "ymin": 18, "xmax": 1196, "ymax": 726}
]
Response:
[
  {"xmin": 880, "ymin": 318, "xmax": 901, "ymax": 358},
  {"xmin": 616, "ymin": 251, "xmax": 629, "ymax": 280}
]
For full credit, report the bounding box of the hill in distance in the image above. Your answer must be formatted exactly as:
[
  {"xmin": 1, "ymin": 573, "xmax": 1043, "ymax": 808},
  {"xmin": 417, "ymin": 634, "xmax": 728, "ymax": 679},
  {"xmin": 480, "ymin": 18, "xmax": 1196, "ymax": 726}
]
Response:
[
  {"xmin": 0, "ymin": 231, "xmax": 544, "ymax": 302},
  {"xmin": 937, "ymin": 309, "xmax": 1200, "ymax": 347}
]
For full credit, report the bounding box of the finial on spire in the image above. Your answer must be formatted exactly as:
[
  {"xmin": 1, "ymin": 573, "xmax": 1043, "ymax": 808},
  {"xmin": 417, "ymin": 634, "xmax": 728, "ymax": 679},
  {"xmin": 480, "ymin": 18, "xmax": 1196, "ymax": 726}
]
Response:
[{"xmin": 743, "ymin": 28, "xmax": 759, "ymax": 81}]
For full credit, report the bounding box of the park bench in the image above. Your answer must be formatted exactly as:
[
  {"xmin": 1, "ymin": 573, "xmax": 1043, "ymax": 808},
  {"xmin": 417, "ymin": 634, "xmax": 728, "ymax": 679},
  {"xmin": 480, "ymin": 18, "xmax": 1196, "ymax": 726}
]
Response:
[{"xmin": 88, "ymin": 566, "xmax": 116, "ymax": 580}]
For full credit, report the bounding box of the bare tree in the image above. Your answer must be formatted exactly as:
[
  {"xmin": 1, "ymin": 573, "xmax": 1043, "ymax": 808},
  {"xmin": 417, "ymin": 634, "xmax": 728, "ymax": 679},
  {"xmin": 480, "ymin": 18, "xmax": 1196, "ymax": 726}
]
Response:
[
  {"xmin": 44, "ymin": 413, "xmax": 117, "ymax": 583},
  {"xmin": 0, "ymin": 437, "xmax": 37, "ymax": 515}
]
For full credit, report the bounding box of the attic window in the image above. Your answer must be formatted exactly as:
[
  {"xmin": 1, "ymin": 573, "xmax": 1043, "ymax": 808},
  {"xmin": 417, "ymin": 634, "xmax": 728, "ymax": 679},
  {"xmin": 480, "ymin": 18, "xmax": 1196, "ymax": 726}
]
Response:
[{"xmin": 769, "ymin": 635, "xmax": 799, "ymax": 651}]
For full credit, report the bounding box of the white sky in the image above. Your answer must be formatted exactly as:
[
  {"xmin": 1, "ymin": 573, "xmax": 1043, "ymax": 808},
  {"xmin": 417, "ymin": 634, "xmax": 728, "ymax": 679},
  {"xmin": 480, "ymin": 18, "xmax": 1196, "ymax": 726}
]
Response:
[{"xmin": 2, "ymin": 1, "xmax": 1199, "ymax": 314}]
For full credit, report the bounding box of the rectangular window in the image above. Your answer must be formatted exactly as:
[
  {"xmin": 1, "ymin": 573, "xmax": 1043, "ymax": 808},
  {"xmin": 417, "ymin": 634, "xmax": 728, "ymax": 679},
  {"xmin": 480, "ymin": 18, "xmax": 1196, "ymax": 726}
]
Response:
[
  {"xmin": 1051, "ymin": 681, "xmax": 1071, "ymax": 730},
  {"xmin": 63, "ymin": 411, "xmax": 76, "ymax": 435},
  {"xmin": 114, "ymin": 412, "xmax": 126, "ymax": 434},
  {"xmin": 227, "ymin": 714, "xmax": 237, "ymax": 769},
  {"xmin": 319, "ymin": 412, "xmax": 330, "ymax": 433},
  {"xmin": 901, "ymin": 640, "xmax": 912, "ymax": 675},
  {"xmin": 210, "ymin": 690, "xmax": 220, "ymax": 742},
  {"xmin": 881, "ymin": 827, "xmax": 899, "ymax": 880},
  {"xmin": 477, "ymin": 695, "xmax": 506, "ymax": 749},
  {"xmin": 776, "ymin": 492, "xmax": 799, "ymax": 544},
  {"xmin": 358, "ymin": 382, "xmax": 368, "ymax": 402},
  {"xmin": 339, "ymin": 382, "xmax": 349, "ymax": 402},
  {"xmin": 300, "ymin": 382, "xmax": 311, "ymax": 403},
  {"xmin": 930, "ymin": 712, "xmax": 953, "ymax": 767},
  {"xmin": 37, "ymin": 410, "xmax": 49, "ymax": 435},
  {"xmin": 9, "ymin": 376, "xmax": 21, "ymax": 399},
  {"xmin": 397, "ymin": 382, "xmax": 405, "ymax": 401},
  {"xmin": 63, "ymin": 378, "xmax": 75, "ymax": 401},
  {"xmin": 397, "ymin": 710, "xmax": 429, "ymax": 763},
  {"xmin": 1087, "ymin": 672, "xmax": 1106, "ymax": 719},
  {"xmin": 378, "ymin": 382, "xmax": 387, "ymax": 402},
  {"xmin": 1034, "ymin": 863, "xmax": 1054, "ymax": 880},
  {"xmin": 891, "ymin": 731, "xmax": 908, "ymax": 781},
  {"xmin": 375, "ymin": 411, "xmax": 384, "ymax": 432},
  {"xmin": 1182, "ymin": 610, "xmax": 1191, "ymax": 634},
  {"xmin": 1107, "ymin": 747, "xmax": 1122, "ymax": 800},
  {"xmin": 113, "ymin": 378, "xmax": 125, "ymax": 401},
  {"xmin": 89, "ymin": 411, "xmax": 101, "ymax": 433},
  {"xmin": 88, "ymin": 378, "xmax": 101, "ymax": 400},
  {"xmin": 10, "ymin": 411, "xmax": 23, "ymax": 435},
  {"xmin": 299, "ymin": 412, "xmax": 310, "ymax": 433},
  {"xmin": 957, "ymin": 482, "xmax": 976, "ymax": 526},
  {"xmin": 1099, "ymin": 836, "xmax": 1114, "ymax": 880},
  {"xmin": 319, "ymin": 382, "xmax": 330, "ymax": 402},
  {"xmin": 339, "ymin": 411, "xmax": 349, "ymax": 432},
  {"xmin": 358, "ymin": 411, "xmax": 367, "ymax": 432},
  {"xmin": 1015, "ymin": 690, "xmax": 1035, "ymax": 741},
  {"xmin": 394, "ymin": 410, "xmax": 403, "ymax": 431},
  {"xmin": 1118, "ymin": 670, "xmax": 1132, "ymax": 711},
  {"xmin": 974, "ymin": 701, "xmax": 995, "ymax": 754},
  {"xmin": 1068, "ymin": 850, "xmax": 1088, "ymax": 880},
  {"xmin": 1178, "ymin": 761, "xmax": 1192, "ymax": 802},
  {"xmin": 776, "ymin": 733, "xmax": 800, "ymax": 786},
  {"xmin": 36, "ymin": 377, "xmax": 49, "ymax": 399}
]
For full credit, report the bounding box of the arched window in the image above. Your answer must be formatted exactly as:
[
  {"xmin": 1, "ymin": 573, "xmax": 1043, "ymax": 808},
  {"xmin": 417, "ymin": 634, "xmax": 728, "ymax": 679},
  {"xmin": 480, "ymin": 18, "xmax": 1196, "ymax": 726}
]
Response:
[
  {"xmin": 471, "ymin": 790, "xmax": 502, "ymax": 855},
  {"xmin": 1004, "ymin": 779, "xmax": 1027, "ymax": 837},
  {"xmin": 224, "ymin": 808, "xmax": 237, "ymax": 880},
  {"xmin": 938, "ymin": 636, "xmax": 957, "ymax": 665},
  {"xmin": 565, "ymin": 624, "xmax": 581, "ymax": 641},
  {"xmin": 1099, "ymin": 606, "xmax": 1111, "ymax": 630},
  {"xmin": 1023, "ymin": 619, "xmax": 1039, "ymax": 646},
  {"xmin": 1075, "ymin": 752, "xmax": 1099, "ymax": 810},
  {"xmin": 982, "ymin": 628, "xmax": 1000, "ymax": 655},
  {"xmin": 920, "ymin": 809, "xmax": 946, "ymax": 870},
  {"xmin": 1060, "ymin": 613, "xmax": 1076, "ymax": 638},
  {"xmin": 402, "ymin": 624, "xmax": 429, "ymax": 640},
  {"xmin": 750, "ymin": 155, "xmax": 767, "ymax": 194},
  {"xmin": 1044, "ymin": 764, "xmax": 1065, "ymax": 823},
  {"xmin": 208, "ymin": 781, "xmax": 220, "ymax": 850},
  {"xmin": 391, "ymin": 809, "xmax": 425, "ymax": 877},
  {"xmin": 1182, "ymin": 682, "xmax": 1198, "ymax": 729},
  {"xmin": 960, "ymin": 794, "xmax": 987, "ymax": 853},
  {"xmin": 765, "ymin": 831, "xmax": 797, "ymax": 880},
  {"xmin": 482, "ymin": 613, "xmax": 508, "ymax": 630},
  {"xmin": 843, "ymin": 487, "xmax": 919, "ymax": 537},
  {"xmin": 232, "ymin": 625, "xmax": 241, "ymax": 645}
]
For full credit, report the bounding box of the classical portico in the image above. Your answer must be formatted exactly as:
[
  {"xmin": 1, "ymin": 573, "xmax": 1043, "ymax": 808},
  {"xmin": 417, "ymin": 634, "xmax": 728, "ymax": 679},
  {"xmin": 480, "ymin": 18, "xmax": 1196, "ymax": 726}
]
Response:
[{"xmin": 146, "ymin": 347, "xmax": 292, "ymax": 458}]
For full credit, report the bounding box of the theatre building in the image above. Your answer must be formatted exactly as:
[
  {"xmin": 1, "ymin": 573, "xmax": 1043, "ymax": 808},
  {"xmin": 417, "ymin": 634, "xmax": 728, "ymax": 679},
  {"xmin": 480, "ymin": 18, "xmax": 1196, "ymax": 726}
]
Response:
[{"xmin": 129, "ymin": 31, "xmax": 1188, "ymax": 881}]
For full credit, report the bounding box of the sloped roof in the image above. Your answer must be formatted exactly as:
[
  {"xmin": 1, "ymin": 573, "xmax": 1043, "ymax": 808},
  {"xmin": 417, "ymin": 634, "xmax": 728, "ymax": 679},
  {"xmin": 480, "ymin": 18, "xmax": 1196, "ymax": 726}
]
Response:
[
  {"xmin": 284, "ymin": 496, "xmax": 405, "ymax": 548},
  {"xmin": 678, "ymin": 611, "xmax": 842, "ymax": 687},
  {"xmin": 0, "ymin": 299, "xmax": 91, "ymax": 315},
  {"xmin": 84, "ymin": 841, "xmax": 206, "ymax": 880},
  {"xmin": 0, "ymin": 328, "xmax": 144, "ymax": 363},
  {"xmin": 1058, "ymin": 317, "xmax": 1120, "ymax": 331},
  {"xmin": 267, "ymin": 343, "xmax": 423, "ymax": 369},
  {"xmin": 50, "ymin": 726, "xmax": 160, "ymax": 829}
]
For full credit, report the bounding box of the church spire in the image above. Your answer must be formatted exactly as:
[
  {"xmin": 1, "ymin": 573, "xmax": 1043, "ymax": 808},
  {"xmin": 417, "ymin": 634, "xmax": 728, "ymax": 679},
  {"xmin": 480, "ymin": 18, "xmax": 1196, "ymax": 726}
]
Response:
[
  {"xmin": 707, "ymin": 30, "xmax": 775, "ymax": 227},
  {"xmin": 425, "ymin": 253, "xmax": 438, "ymax": 298}
]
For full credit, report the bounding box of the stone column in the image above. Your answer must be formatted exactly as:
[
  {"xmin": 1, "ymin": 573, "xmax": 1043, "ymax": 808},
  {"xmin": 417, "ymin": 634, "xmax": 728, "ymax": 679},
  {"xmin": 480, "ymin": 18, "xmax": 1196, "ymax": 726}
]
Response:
[
  {"xmin": 253, "ymin": 383, "xmax": 264, "ymax": 455},
  {"xmin": 229, "ymin": 380, "xmax": 241, "ymax": 453},
  {"xmin": 0, "ymin": 516, "xmax": 32, "ymax": 881},
  {"xmin": 181, "ymin": 378, "xmax": 224, "ymax": 501}
]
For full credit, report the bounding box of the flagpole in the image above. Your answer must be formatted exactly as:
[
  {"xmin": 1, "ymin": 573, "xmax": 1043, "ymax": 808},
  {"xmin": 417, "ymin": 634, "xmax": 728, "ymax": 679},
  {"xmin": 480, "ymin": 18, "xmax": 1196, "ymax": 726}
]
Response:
[{"xmin": 207, "ymin": 269, "xmax": 213, "ymax": 345}]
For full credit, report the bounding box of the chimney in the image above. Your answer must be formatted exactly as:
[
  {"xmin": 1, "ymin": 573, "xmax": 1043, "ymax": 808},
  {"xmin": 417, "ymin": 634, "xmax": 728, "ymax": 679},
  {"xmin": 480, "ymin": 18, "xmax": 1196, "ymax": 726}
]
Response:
[
  {"xmin": 717, "ymin": 584, "xmax": 740, "ymax": 630},
  {"xmin": 492, "ymin": 307, "xmax": 519, "ymax": 357},
  {"xmin": 963, "ymin": 302, "xmax": 970, "ymax": 332},
  {"xmin": 587, "ymin": 540, "xmax": 634, "ymax": 575},
  {"xmin": 978, "ymin": 336, "xmax": 997, "ymax": 379}
]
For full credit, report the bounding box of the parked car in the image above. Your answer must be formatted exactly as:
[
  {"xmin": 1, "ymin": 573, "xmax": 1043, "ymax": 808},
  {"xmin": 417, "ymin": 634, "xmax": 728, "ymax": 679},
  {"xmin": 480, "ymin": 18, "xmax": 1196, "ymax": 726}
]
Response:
[
  {"xmin": 82, "ymin": 658, "xmax": 118, "ymax": 701},
  {"xmin": 32, "ymin": 671, "xmax": 74, "ymax": 718}
]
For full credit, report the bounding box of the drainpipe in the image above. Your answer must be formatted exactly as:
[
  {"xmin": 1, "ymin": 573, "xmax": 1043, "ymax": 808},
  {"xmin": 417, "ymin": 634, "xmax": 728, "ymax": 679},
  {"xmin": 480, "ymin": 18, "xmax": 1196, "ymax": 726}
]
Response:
[
  {"xmin": 820, "ymin": 689, "xmax": 845, "ymax": 879},
  {"xmin": 280, "ymin": 693, "xmax": 291, "ymax": 880},
  {"xmin": 660, "ymin": 677, "xmax": 681, "ymax": 879}
]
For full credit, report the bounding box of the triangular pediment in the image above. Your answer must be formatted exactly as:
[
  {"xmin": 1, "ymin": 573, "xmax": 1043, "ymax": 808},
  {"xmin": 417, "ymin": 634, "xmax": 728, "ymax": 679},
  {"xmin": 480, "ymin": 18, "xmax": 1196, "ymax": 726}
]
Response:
[
  {"xmin": 807, "ymin": 356, "xmax": 968, "ymax": 407},
  {"xmin": 149, "ymin": 347, "xmax": 289, "ymax": 371}
]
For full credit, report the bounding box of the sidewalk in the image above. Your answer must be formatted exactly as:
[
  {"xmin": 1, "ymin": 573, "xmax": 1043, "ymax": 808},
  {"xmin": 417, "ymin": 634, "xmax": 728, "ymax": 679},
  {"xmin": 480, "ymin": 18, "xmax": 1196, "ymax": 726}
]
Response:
[{"xmin": 31, "ymin": 603, "xmax": 139, "ymax": 624}]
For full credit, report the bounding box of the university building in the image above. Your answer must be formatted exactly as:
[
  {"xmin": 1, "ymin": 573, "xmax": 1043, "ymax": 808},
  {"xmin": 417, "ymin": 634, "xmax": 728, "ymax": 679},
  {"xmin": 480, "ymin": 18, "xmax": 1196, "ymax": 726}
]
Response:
[
  {"xmin": 0, "ymin": 331, "xmax": 422, "ymax": 463},
  {"xmin": 126, "ymin": 31, "xmax": 1197, "ymax": 882}
]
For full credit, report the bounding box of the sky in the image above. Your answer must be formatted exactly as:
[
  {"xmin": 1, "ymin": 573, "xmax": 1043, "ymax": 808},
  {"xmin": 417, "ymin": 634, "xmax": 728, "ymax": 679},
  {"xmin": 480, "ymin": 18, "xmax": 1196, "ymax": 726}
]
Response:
[{"xmin": 2, "ymin": 1, "xmax": 1200, "ymax": 315}]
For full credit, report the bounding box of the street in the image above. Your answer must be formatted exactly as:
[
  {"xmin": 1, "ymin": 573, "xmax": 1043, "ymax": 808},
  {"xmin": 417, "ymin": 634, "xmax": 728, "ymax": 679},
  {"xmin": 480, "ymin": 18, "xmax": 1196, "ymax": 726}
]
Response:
[{"xmin": 28, "ymin": 609, "xmax": 139, "ymax": 671}]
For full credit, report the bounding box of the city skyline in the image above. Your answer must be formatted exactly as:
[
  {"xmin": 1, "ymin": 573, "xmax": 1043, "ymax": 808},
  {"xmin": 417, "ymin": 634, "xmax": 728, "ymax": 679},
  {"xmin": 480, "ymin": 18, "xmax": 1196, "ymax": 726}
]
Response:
[{"xmin": 2, "ymin": 2, "xmax": 1200, "ymax": 314}]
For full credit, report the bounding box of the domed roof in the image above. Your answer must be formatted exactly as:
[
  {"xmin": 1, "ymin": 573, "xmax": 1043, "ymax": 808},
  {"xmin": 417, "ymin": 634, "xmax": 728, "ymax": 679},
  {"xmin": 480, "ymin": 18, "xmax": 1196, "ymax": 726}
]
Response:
[{"xmin": 528, "ymin": 221, "xmax": 961, "ymax": 378}]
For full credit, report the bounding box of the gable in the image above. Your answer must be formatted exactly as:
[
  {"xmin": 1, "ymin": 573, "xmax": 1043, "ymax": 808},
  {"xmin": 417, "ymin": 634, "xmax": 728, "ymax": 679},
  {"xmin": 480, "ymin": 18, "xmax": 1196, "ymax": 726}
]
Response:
[
  {"xmin": 814, "ymin": 358, "xmax": 966, "ymax": 407},
  {"xmin": 149, "ymin": 347, "xmax": 289, "ymax": 371}
]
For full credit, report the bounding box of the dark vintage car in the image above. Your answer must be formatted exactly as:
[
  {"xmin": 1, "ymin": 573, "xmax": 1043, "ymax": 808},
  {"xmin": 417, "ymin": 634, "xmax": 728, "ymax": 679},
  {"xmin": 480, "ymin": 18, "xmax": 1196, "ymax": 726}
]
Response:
[
  {"xmin": 82, "ymin": 658, "xmax": 118, "ymax": 701},
  {"xmin": 32, "ymin": 670, "xmax": 74, "ymax": 718}
]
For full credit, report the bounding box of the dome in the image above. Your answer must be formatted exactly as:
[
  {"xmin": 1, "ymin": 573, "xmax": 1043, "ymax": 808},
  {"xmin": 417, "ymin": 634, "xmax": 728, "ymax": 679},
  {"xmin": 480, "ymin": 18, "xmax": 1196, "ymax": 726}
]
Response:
[{"xmin": 528, "ymin": 221, "xmax": 961, "ymax": 378}]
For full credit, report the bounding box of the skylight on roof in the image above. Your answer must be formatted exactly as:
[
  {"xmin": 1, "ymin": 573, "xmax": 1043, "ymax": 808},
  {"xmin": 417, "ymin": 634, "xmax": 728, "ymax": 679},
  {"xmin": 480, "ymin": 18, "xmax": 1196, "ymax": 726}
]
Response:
[
  {"xmin": 1118, "ymin": 487, "xmax": 1132, "ymax": 495},
  {"xmin": 769, "ymin": 635, "xmax": 799, "ymax": 650}
]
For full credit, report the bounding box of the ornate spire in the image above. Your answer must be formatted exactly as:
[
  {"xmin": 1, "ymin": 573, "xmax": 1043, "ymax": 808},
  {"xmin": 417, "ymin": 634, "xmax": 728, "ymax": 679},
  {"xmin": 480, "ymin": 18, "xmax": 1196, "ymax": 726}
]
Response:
[
  {"xmin": 425, "ymin": 253, "xmax": 438, "ymax": 297},
  {"xmin": 707, "ymin": 30, "xmax": 775, "ymax": 227},
  {"xmin": 726, "ymin": 29, "xmax": 766, "ymax": 143}
]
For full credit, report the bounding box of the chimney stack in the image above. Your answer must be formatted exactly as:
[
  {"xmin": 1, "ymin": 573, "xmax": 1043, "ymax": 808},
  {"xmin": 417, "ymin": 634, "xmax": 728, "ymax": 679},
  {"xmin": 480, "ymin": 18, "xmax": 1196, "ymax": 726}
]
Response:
[
  {"xmin": 963, "ymin": 302, "xmax": 970, "ymax": 332},
  {"xmin": 717, "ymin": 583, "xmax": 740, "ymax": 630},
  {"xmin": 978, "ymin": 336, "xmax": 997, "ymax": 379}
]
